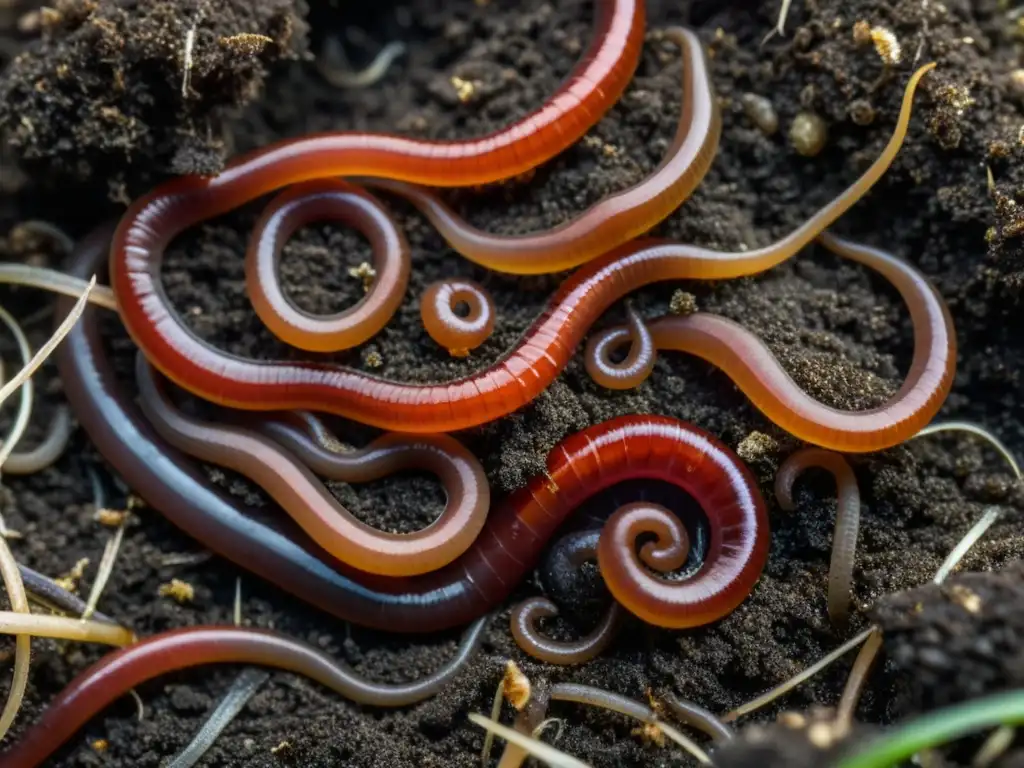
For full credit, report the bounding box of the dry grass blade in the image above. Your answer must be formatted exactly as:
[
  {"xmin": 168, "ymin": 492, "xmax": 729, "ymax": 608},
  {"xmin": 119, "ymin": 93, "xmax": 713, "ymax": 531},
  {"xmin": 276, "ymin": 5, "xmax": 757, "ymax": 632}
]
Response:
[
  {"xmin": 0, "ymin": 611, "xmax": 133, "ymax": 645},
  {"xmin": 724, "ymin": 628, "xmax": 875, "ymax": 721},
  {"xmin": 0, "ymin": 275, "xmax": 96, "ymax": 408},
  {"xmin": 972, "ymin": 724, "xmax": 1016, "ymax": 767},
  {"xmin": 0, "ymin": 535, "xmax": 29, "ymax": 741},
  {"xmin": 913, "ymin": 422, "xmax": 1022, "ymax": 583},
  {"xmin": 836, "ymin": 627, "xmax": 883, "ymax": 728},
  {"xmin": 0, "ymin": 278, "xmax": 96, "ymax": 739},
  {"xmin": 81, "ymin": 516, "xmax": 127, "ymax": 621},
  {"xmin": 0, "ymin": 304, "xmax": 34, "ymax": 473},
  {"xmin": 762, "ymin": 0, "xmax": 795, "ymax": 44},
  {"xmin": 481, "ymin": 667, "xmax": 506, "ymax": 766},
  {"xmin": 468, "ymin": 713, "xmax": 590, "ymax": 768},
  {"xmin": 0, "ymin": 264, "xmax": 117, "ymax": 311}
]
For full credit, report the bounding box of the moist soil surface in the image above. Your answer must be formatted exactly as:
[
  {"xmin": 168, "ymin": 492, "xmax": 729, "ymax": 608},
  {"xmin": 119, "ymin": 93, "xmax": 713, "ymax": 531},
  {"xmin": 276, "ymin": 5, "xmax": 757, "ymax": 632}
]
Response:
[{"xmin": 2, "ymin": 0, "xmax": 1024, "ymax": 766}]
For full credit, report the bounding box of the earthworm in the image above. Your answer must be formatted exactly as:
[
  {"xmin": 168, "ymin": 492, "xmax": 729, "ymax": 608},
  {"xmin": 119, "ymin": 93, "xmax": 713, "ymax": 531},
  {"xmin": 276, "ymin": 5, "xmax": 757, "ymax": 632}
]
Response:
[
  {"xmin": 245, "ymin": 179, "xmax": 410, "ymax": 352},
  {"xmin": 134, "ymin": 356, "xmax": 488, "ymax": 577},
  {"xmin": 510, "ymin": 596, "xmax": 621, "ymax": 666},
  {"xmin": 4, "ymin": 406, "xmax": 73, "ymax": 475},
  {"xmin": 361, "ymin": 25, "xmax": 720, "ymax": 275},
  {"xmin": 111, "ymin": 0, "xmax": 645, "ymax": 341},
  {"xmin": 510, "ymin": 530, "xmax": 621, "ymax": 665},
  {"xmin": 0, "ymin": 264, "xmax": 117, "ymax": 311},
  {"xmin": 420, "ymin": 278, "xmax": 495, "ymax": 356},
  {"xmin": 317, "ymin": 38, "xmax": 406, "ymax": 89},
  {"xmin": 59, "ymin": 235, "xmax": 767, "ymax": 633},
  {"xmin": 166, "ymin": 667, "xmax": 269, "ymax": 768},
  {"xmin": 775, "ymin": 447, "xmax": 861, "ymax": 628},
  {"xmin": 584, "ymin": 304, "xmax": 656, "ymax": 389},
  {"xmin": 661, "ymin": 692, "xmax": 734, "ymax": 742},
  {"xmin": 250, "ymin": 410, "xmax": 488, "ymax": 505},
  {"xmin": 0, "ymin": 619, "xmax": 488, "ymax": 767},
  {"xmin": 548, "ymin": 683, "xmax": 710, "ymax": 762},
  {"xmin": 111, "ymin": 63, "xmax": 936, "ymax": 442},
  {"xmin": 596, "ymin": 497, "xmax": 760, "ymax": 629},
  {"xmin": 582, "ymin": 225, "xmax": 955, "ymax": 453}
]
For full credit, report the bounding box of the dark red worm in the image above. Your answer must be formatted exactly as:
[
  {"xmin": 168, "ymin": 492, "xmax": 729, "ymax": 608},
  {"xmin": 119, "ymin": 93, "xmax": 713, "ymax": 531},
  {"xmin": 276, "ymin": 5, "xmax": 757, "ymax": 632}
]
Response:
[
  {"xmin": 0, "ymin": 620, "xmax": 487, "ymax": 767},
  {"xmin": 60, "ymin": 228, "xmax": 768, "ymax": 633}
]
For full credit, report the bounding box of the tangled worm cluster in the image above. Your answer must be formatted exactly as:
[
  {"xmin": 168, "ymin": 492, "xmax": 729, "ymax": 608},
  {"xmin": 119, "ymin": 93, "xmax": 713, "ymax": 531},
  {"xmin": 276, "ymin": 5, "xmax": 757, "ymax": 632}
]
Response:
[{"xmin": 0, "ymin": 0, "xmax": 958, "ymax": 763}]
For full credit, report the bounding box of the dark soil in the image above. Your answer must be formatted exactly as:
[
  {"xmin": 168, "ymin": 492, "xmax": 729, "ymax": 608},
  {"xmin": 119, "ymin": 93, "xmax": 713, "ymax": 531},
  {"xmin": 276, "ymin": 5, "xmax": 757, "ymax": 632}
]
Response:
[
  {"xmin": 2, "ymin": 0, "xmax": 1024, "ymax": 766},
  {"xmin": 872, "ymin": 560, "xmax": 1024, "ymax": 712}
]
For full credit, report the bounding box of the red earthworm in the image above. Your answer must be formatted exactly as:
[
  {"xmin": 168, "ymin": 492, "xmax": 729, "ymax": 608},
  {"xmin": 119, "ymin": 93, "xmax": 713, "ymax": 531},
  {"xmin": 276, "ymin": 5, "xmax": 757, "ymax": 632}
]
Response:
[
  {"xmin": 0, "ymin": 619, "xmax": 487, "ymax": 767},
  {"xmin": 597, "ymin": 498, "xmax": 761, "ymax": 629},
  {"xmin": 583, "ymin": 226, "xmax": 955, "ymax": 452},
  {"xmin": 111, "ymin": 0, "xmax": 645, "ymax": 329},
  {"xmin": 775, "ymin": 447, "xmax": 861, "ymax": 628},
  {"xmin": 361, "ymin": 25, "xmax": 720, "ymax": 275},
  {"xmin": 420, "ymin": 278, "xmax": 495, "ymax": 356},
  {"xmin": 134, "ymin": 356, "xmax": 489, "ymax": 577},
  {"xmin": 510, "ymin": 530, "xmax": 621, "ymax": 665},
  {"xmin": 110, "ymin": 64, "xmax": 936, "ymax": 442},
  {"xmin": 245, "ymin": 179, "xmax": 411, "ymax": 352},
  {"xmin": 59, "ymin": 234, "xmax": 766, "ymax": 634},
  {"xmin": 258, "ymin": 409, "xmax": 765, "ymax": 630}
]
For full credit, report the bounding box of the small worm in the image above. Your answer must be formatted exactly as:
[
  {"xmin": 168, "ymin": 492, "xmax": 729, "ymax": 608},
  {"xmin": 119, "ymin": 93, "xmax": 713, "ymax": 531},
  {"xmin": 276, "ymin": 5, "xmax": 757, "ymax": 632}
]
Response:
[
  {"xmin": 510, "ymin": 530, "xmax": 621, "ymax": 665},
  {"xmin": 3, "ymin": 406, "xmax": 73, "ymax": 475},
  {"xmin": 317, "ymin": 38, "xmax": 406, "ymax": 90},
  {"xmin": 584, "ymin": 227, "xmax": 955, "ymax": 453},
  {"xmin": 775, "ymin": 447, "xmax": 861, "ymax": 628},
  {"xmin": 245, "ymin": 179, "xmax": 411, "ymax": 352},
  {"xmin": 134, "ymin": 356, "xmax": 489, "ymax": 577},
  {"xmin": 361, "ymin": 25, "xmax": 720, "ymax": 275},
  {"xmin": 110, "ymin": 64, "xmax": 937, "ymax": 446},
  {"xmin": 0, "ymin": 618, "xmax": 487, "ymax": 767},
  {"xmin": 661, "ymin": 692, "xmax": 735, "ymax": 742},
  {"xmin": 420, "ymin": 278, "xmax": 495, "ymax": 356}
]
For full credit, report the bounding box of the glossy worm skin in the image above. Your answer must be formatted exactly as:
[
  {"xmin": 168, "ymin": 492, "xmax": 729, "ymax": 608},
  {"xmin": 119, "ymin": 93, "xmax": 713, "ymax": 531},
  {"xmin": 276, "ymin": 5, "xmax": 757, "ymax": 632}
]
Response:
[
  {"xmin": 420, "ymin": 278, "xmax": 495, "ymax": 356},
  {"xmin": 245, "ymin": 179, "xmax": 411, "ymax": 352},
  {"xmin": 4, "ymin": 406, "xmax": 73, "ymax": 475},
  {"xmin": 112, "ymin": 0, "xmax": 643, "ymax": 354},
  {"xmin": 134, "ymin": 356, "xmax": 489, "ymax": 577},
  {"xmin": 510, "ymin": 530, "xmax": 621, "ymax": 665},
  {"xmin": 585, "ymin": 229, "xmax": 955, "ymax": 452},
  {"xmin": 58, "ymin": 245, "xmax": 765, "ymax": 632},
  {"xmin": 584, "ymin": 304, "xmax": 656, "ymax": 389},
  {"xmin": 363, "ymin": 25, "xmax": 720, "ymax": 275},
  {"xmin": 0, "ymin": 619, "xmax": 487, "ymax": 767},
  {"xmin": 775, "ymin": 447, "xmax": 860, "ymax": 628},
  {"xmin": 57, "ymin": 224, "xmax": 429, "ymax": 630},
  {"xmin": 110, "ymin": 64, "xmax": 935, "ymax": 435},
  {"xmin": 598, "ymin": 489, "xmax": 766, "ymax": 629}
]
